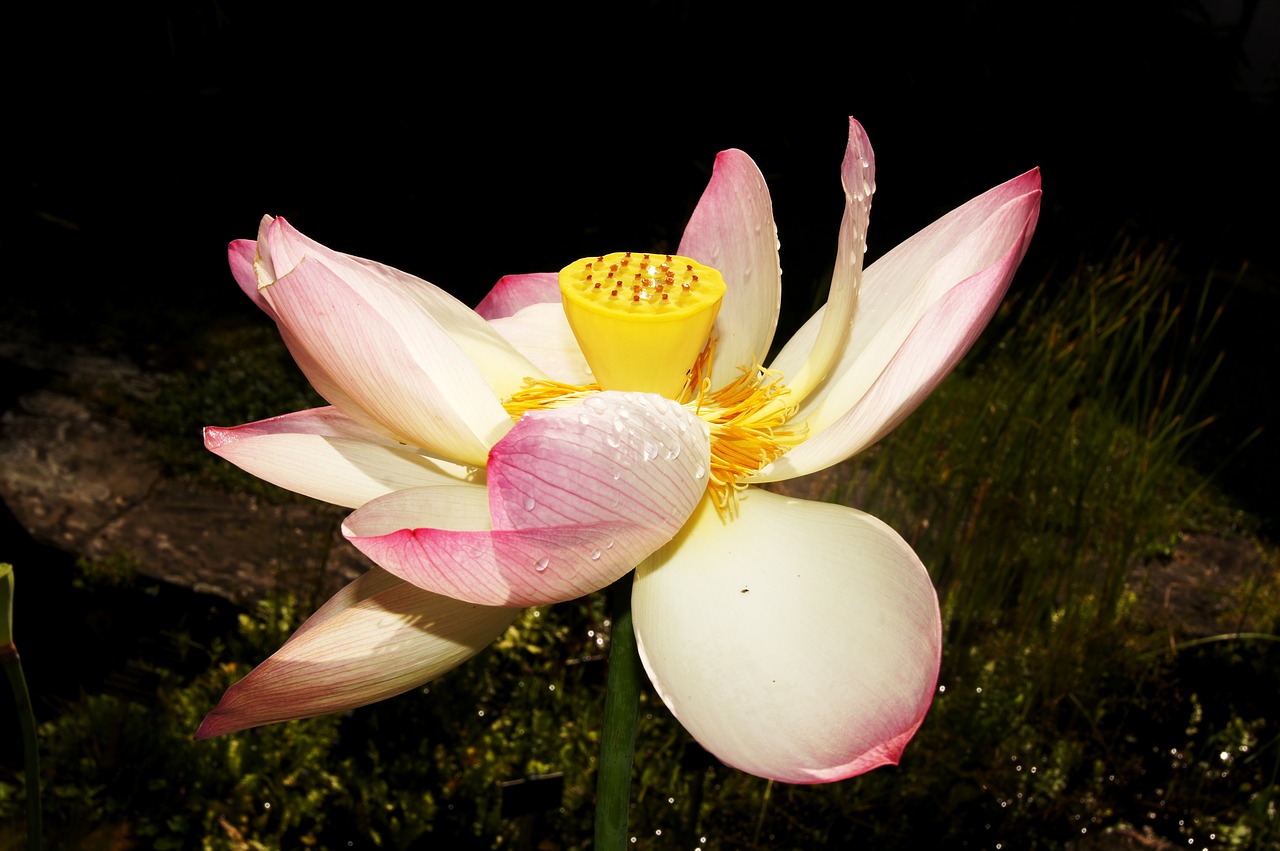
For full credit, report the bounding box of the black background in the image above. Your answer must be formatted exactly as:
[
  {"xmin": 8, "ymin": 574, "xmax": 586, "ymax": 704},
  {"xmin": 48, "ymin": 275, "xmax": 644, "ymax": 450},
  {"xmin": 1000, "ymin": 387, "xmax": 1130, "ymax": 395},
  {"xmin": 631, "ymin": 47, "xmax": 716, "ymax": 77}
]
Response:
[{"xmin": 7, "ymin": 0, "xmax": 1278, "ymax": 525}]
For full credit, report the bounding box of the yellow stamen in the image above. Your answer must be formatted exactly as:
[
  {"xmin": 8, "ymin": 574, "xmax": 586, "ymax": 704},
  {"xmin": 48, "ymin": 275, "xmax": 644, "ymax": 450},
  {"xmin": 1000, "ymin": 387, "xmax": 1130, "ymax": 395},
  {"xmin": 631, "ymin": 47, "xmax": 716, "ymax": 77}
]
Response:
[
  {"xmin": 686, "ymin": 360, "xmax": 805, "ymax": 517},
  {"xmin": 558, "ymin": 252, "xmax": 726, "ymax": 399},
  {"xmin": 503, "ymin": 345, "xmax": 804, "ymax": 516}
]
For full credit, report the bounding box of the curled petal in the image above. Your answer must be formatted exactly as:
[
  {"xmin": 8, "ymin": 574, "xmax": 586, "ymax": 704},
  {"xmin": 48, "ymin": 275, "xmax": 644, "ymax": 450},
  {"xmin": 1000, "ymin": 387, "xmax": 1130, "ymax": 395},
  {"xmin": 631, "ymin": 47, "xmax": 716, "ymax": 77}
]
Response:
[
  {"xmin": 475, "ymin": 272, "xmax": 561, "ymax": 320},
  {"xmin": 677, "ymin": 149, "xmax": 781, "ymax": 386},
  {"xmin": 195, "ymin": 568, "xmax": 519, "ymax": 738},
  {"xmin": 228, "ymin": 220, "xmax": 276, "ymax": 319},
  {"xmin": 345, "ymin": 392, "xmax": 710, "ymax": 606},
  {"xmin": 780, "ymin": 117, "xmax": 875, "ymax": 402},
  {"xmin": 632, "ymin": 488, "xmax": 941, "ymax": 783},
  {"xmin": 487, "ymin": 302, "xmax": 592, "ymax": 385},
  {"xmin": 205, "ymin": 407, "xmax": 477, "ymax": 509}
]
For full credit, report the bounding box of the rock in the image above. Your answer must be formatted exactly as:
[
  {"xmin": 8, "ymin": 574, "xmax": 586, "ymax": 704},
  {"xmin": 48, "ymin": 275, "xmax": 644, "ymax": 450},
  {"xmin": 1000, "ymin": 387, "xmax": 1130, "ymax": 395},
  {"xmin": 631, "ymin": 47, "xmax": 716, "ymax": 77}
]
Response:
[{"xmin": 0, "ymin": 327, "xmax": 366, "ymax": 607}]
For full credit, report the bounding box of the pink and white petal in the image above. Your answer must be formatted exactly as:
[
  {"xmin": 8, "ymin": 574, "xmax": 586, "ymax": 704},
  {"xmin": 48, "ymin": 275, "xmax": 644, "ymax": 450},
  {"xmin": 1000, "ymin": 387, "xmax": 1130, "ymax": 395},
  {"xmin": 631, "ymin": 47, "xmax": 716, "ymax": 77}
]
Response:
[
  {"xmin": 195, "ymin": 567, "xmax": 519, "ymax": 738},
  {"xmin": 771, "ymin": 167, "xmax": 1041, "ymax": 382},
  {"xmin": 487, "ymin": 302, "xmax": 592, "ymax": 385},
  {"xmin": 205, "ymin": 407, "xmax": 478, "ymax": 509},
  {"xmin": 475, "ymin": 272, "xmax": 561, "ymax": 320},
  {"xmin": 678, "ymin": 149, "xmax": 781, "ymax": 386},
  {"xmin": 228, "ymin": 235, "xmax": 276, "ymax": 320},
  {"xmin": 755, "ymin": 198, "xmax": 1039, "ymax": 481},
  {"xmin": 263, "ymin": 255, "xmax": 512, "ymax": 466},
  {"xmin": 778, "ymin": 117, "xmax": 876, "ymax": 403},
  {"xmin": 345, "ymin": 392, "xmax": 710, "ymax": 607},
  {"xmin": 262, "ymin": 218, "xmax": 544, "ymax": 400},
  {"xmin": 632, "ymin": 488, "xmax": 941, "ymax": 783},
  {"xmin": 846, "ymin": 168, "xmax": 1042, "ymax": 345},
  {"xmin": 758, "ymin": 184, "xmax": 1041, "ymax": 482}
]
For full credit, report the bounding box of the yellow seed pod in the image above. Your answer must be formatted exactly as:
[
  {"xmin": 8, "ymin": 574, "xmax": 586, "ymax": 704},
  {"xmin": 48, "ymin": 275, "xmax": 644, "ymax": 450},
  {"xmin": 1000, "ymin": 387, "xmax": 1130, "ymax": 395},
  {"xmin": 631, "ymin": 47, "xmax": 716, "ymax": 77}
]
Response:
[{"xmin": 558, "ymin": 252, "xmax": 726, "ymax": 399}]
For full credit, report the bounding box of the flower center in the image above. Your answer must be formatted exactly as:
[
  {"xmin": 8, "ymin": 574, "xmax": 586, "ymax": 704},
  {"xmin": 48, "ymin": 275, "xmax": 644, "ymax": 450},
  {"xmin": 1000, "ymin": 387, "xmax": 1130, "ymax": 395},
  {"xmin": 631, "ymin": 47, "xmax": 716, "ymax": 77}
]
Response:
[
  {"xmin": 503, "ymin": 253, "xmax": 803, "ymax": 515},
  {"xmin": 558, "ymin": 252, "xmax": 725, "ymax": 399}
]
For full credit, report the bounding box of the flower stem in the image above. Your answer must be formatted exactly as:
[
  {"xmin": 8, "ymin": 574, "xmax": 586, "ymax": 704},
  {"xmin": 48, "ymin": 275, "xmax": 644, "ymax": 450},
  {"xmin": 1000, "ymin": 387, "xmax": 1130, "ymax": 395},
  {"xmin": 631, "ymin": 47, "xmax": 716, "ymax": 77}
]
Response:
[
  {"xmin": 595, "ymin": 572, "xmax": 641, "ymax": 850},
  {"xmin": 0, "ymin": 564, "xmax": 41, "ymax": 851}
]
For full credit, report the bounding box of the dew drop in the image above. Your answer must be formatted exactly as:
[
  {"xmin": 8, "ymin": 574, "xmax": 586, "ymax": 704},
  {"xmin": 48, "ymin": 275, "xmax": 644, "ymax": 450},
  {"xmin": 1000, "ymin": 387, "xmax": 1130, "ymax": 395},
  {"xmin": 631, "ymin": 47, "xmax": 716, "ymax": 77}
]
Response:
[
  {"xmin": 522, "ymin": 496, "xmax": 536, "ymax": 511},
  {"xmin": 666, "ymin": 443, "xmax": 682, "ymax": 459},
  {"xmin": 534, "ymin": 556, "xmax": 549, "ymax": 572},
  {"xmin": 642, "ymin": 440, "xmax": 658, "ymax": 461},
  {"xmin": 613, "ymin": 469, "xmax": 622, "ymax": 480},
  {"xmin": 618, "ymin": 408, "xmax": 631, "ymax": 419},
  {"xmin": 590, "ymin": 549, "xmax": 602, "ymax": 560},
  {"xmin": 605, "ymin": 539, "xmax": 615, "ymax": 549},
  {"xmin": 606, "ymin": 435, "xmax": 620, "ymax": 448},
  {"xmin": 694, "ymin": 465, "xmax": 706, "ymax": 479},
  {"xmin": 578, "ymin": 413, "xmax": 591, "ymax": 425}
]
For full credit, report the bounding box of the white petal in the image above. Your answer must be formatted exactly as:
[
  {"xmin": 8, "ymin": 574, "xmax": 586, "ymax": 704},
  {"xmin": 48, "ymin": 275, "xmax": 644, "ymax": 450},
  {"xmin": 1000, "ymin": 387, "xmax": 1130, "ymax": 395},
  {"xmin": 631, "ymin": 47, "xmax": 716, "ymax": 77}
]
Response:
[
  {"xmin": 487, "ymin": 302, "xmax": 592, "ymax": 385},
  {"xmin": 205, "ymin": 407, "xmax": 477, "ymax": 509},
  {"xmin": 633, "ymin": 488, "xmax": 941, "ymax": 783}
]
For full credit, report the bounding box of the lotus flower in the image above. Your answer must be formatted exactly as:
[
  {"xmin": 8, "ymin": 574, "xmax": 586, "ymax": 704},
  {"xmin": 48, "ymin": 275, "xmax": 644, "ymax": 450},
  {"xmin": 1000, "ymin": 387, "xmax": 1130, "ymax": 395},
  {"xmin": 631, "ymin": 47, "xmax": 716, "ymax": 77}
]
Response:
[{"xmin": 196, "ymin": 117, "xmax": 1041, "ymax": 784}]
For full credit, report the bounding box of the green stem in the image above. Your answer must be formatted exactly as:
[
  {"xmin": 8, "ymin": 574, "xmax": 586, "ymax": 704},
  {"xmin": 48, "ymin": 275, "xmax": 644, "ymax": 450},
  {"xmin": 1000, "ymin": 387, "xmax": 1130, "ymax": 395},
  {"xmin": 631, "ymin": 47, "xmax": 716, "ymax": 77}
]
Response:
[
  {"xmin": 595, "ymin": 572, "xmax": 641, "ymax": 850},
  {"xmin": 0, "ymin": 565, "xmax": 41, "ymax": 851}
]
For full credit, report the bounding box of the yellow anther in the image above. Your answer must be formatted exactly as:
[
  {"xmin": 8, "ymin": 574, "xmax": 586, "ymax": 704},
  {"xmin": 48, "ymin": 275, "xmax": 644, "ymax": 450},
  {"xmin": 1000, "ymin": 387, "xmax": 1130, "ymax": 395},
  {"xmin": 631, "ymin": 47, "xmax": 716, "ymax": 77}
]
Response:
[{"xmin": 559, "ymin": 252, "xmax": 726, "ymax": 399}]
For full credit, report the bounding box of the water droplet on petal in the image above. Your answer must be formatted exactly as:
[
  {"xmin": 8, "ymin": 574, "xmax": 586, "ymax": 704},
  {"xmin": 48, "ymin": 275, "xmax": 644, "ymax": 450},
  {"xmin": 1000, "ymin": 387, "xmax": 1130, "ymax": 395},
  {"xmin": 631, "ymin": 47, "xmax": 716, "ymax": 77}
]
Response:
[
  {"xmin": 642, "ymin": 440, "xmax": 658, "ymax": 461},
  {"xmin": 694, "ymin": 465, "xmax": 706, "ymax": 479},
  {"xmin": 522, "ymin": 496, "xmax": 535, "ymax": 511},
  {"xmin": 606, "ymin": 435, "xmax": 620, "ymax": 448},
  {"xmin": 605, "ymin": 539, "xmax": 614, "ymax": 549},
  {"xmin": 578, "ymin": 413, "xmax": 591, "ymax": 425},
  {"xmin": 534, "ymin": 556, "xmax": 549, "ymax": 572},
  {"xmin": 666, "ymin": 443, "xmax": 682, "ymax": 459},
  {"xmin": 590, "ymin": 549, "xmax": 601, "ymax": 560}
]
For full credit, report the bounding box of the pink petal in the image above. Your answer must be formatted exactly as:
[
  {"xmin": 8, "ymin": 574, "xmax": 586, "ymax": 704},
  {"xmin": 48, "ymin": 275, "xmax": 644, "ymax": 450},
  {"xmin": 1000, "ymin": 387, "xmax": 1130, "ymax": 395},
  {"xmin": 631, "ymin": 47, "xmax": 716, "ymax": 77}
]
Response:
[
  {"xmin": 475, "ymin": 272, "xmax": 561, "ymax": 320},
  {"xmin": 195, "ymin": 568, "xmax": 519, "ymax": 738},
  {"xmin": 757, "ymin": 174, "xmax": 1041, "ymax": 481},
  {"xmin": 759, "ymin": 194, "xmax": 1039, "ymax": 481},
  {"xmin": 632, "ymin": 488, "xmax": 941, "ymax": 783},
  {"xmin": 263, "ymin": 219, "xmax": 538, "ymax": 396},
  {"xmin": 228, "ymin": 227, "xmax": 275, "ymax": 319},
  {"xmin": 260, "ymin": 242, "xmax": 513, "ymax": 466},
  {"xmin": 677, "ymin": 150, "xmax": 781, "ymax": 387},
  {"xmin": 205, "ymin": 406, "xmax": 476, "ymax": 509},
  {"xmin": 344, "ymin": 392, "xmax": 710, "ymax": 606}
]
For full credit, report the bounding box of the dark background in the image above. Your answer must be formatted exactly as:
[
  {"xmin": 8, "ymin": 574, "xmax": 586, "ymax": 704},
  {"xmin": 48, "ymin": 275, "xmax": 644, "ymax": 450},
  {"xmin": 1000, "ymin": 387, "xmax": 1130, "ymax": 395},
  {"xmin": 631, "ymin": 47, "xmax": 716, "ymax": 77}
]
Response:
[{"xmin": 7, "ymin": 0, "xmax": 1278, "ymax": 527}]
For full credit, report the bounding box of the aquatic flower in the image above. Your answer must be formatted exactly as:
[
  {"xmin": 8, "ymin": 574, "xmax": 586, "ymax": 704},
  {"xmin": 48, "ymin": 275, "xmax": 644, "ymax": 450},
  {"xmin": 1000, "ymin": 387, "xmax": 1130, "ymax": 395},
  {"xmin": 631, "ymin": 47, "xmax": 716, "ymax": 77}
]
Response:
[{"xmin": 196, "ymin": 117, "xmax": 1040, "ymax": 783}]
